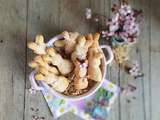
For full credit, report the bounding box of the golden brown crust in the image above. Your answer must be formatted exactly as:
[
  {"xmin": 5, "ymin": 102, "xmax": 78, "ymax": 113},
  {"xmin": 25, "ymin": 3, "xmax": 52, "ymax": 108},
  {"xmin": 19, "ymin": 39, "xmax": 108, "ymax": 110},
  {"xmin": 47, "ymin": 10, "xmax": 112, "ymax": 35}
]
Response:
[
  {"xmin": 62, "ymin": 31, "xmax": 79, "ymax": 54},
  {"xmin": 71, "ymin": 35, "xmax": 93, "ymax": 62},
  {"xmin": 27, "ymin": 34, "xmax": 46, "ymax": 55},
  {"xmin": 73, "ymin": 60, "xmax": 88, "ymax": 90},
  {"xmin": 35, "ymin": 67, "xmax": 69, "ymax": 92},
  {"xmin": 44, "ymin": 47, "xmax": 73, "ymax": 75},
  {"xmin": 87, "ymin": 33, "xmax": 102, "ymax": 82}
]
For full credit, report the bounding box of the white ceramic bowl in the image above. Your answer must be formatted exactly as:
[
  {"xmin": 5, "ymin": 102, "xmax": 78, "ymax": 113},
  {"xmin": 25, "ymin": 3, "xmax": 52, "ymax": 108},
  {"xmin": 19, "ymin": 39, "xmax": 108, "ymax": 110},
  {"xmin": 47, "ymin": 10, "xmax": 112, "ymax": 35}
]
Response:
[{"xmin": 29, "ymin": 34, "xmax": 114, "ymax": 101}]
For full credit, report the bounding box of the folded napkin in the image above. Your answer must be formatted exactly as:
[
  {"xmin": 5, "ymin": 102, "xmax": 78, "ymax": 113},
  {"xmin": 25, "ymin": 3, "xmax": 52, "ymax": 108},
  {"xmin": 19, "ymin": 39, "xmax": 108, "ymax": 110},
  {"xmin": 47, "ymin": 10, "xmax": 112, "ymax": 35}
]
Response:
[{"xmin": 40, "ymin": 80, "xmax": 120, "ymax": 120}]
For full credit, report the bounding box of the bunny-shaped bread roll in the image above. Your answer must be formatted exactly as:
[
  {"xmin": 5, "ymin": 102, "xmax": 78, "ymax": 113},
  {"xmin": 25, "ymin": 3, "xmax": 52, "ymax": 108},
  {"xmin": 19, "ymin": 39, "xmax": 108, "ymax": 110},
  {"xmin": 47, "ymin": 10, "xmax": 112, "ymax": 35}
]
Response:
[
  {"xmin": 74, "ymin": 60, "xmax": 88, "ymax": 90},
  {"xmin": 35, "ymin": 67, "xmax": 69, "ymax": 92},
  {"xmin": 71, "ymin": 34, "xmax": 93, "ymax": 62},
  {"xmin": 43, "ymin": 48, "xmax": 73, "ymax": 75},
  {"xmin": 88, "ymin": 33, "xmax": 103, "ymax": 82},
  {"xmin": 28, "ymin": 55, "xmax": 59, "ymax": 74},
  {"xmin": 27, "ymin": 34, "xmax": 47, "ymax": 55},
  {"xmin": 88, "ymin": 52, "xmax": 103, "ymax": 82},
  {"xmin": 62, "ymin": 31, "xmax": 79, "ymax": 54}
]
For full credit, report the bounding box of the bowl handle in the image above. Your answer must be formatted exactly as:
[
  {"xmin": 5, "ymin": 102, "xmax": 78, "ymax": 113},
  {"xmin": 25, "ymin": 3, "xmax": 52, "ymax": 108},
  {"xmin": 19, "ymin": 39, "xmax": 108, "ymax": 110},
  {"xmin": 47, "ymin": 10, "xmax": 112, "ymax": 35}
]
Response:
[
  {"xmin": 46, "ymin": 34, "xmax": 64, "ymax": 47},
  {"xmin": 100, "ymin": 45, "xmax": 114, "ymax": 65},
  {"xmin": 29, "ymin": 70, "xmax": 44, "ymax": 91}
]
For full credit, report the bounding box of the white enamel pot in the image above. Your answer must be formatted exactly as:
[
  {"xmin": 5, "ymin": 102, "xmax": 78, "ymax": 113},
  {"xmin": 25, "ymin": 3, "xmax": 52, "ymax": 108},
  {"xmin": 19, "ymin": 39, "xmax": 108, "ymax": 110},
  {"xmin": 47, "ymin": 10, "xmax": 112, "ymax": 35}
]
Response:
[{"xmin": 29, "ymin": 34, "xmax": 114, "ymax": 101}]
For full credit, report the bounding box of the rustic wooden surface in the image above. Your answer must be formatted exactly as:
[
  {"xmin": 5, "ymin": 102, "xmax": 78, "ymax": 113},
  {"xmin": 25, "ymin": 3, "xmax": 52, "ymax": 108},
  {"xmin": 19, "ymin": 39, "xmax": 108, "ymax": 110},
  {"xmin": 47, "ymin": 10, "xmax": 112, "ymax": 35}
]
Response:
[{"xmin": 0, "ymin": 0, "xmax": 160, "ymax": 120}]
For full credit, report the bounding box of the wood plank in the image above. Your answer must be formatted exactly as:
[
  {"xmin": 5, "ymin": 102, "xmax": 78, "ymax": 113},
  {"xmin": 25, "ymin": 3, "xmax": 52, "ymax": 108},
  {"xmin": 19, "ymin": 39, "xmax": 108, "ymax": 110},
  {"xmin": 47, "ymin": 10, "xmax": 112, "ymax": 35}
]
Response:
[
  {"xmin": 119, "ymin": 0, "xmax": 151, "ymax": 120},
  {"xmin": 24, "ymin": 0, "xmax": 60, "ymax": 120},
  {"xmin": 0, "ymin": 0, "xmax": 26, "ymax": 120},
  {"xmin": 151, "ymin": 0, "xmax": 160, "ymax": 52},
  {"xmin": 108, "ymin": 0, "xmax": 121, "ymax": 120},
  {"xmin": 150, "ymin": 52, "xmax": 160, "ymax": 120},
  {"xmin": 135, "ymin": 0, "xmax": 151, "ymax": 120},
  {"xmin": 151, "ymin": 0, "xmax": 160, "ymax": 119},
  {"xmin": 59, "ymin": 0, "xmax": 90, "ymax": 34}
]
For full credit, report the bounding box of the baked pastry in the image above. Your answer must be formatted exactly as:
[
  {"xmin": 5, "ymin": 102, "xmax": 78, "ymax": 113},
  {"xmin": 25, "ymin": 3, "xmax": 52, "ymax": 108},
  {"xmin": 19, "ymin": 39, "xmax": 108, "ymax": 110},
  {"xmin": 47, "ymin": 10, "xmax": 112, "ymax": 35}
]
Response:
[
  {"xmin": 71, "ymin": 34, "xmax": 93, "ymax": 62},
  {"xmin": 28, "ymin": 55, "xmax": 59, "ymax": 74},
  {"xmin": 27, "ymin": 34, "xmax": 47, "ymax": 55},
  {"xmin": 74, "ymin": 60, "xmax": 88, "ymax": 90},
  {"xmin": 62, "ymin": 31, "xmax": 79, "ymax": 54},
  {"xmin": 28, "ymin": 32, "xmax": 104, "ymax": 95},
  {"xmin": 88, "ymin": 33, "xmax": 103, "ymax": 82},
  {"xmin": 35, "ymin": 67, "xmax": 69, "ymax": 92},
  {"xmin": 43, "ymin": 48, "xmax": 73, "ymax": 75}
]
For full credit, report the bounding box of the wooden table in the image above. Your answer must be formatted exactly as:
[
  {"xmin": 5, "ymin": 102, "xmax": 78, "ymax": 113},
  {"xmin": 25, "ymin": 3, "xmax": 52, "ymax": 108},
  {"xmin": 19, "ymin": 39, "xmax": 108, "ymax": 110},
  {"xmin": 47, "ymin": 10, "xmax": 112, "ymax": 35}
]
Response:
[{"xmin": 0, "ymin": 0, "xmax": 160, "ymax": 120}]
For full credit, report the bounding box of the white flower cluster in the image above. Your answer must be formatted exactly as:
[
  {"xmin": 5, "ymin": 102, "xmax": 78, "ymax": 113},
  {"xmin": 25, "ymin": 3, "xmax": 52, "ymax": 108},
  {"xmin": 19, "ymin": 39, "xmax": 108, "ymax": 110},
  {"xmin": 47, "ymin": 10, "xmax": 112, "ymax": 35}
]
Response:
[
  {"xmin": 128, "ymin": 61, "xmax": 142, "ymax": 78},
  {"xmin": 85, "ymin": 8, "xmax": 92, "ymax": 19},
  {"xmin": 29, "ymin": 87, "xmax": 37, "ymax": 94},
  {"xmin": 102, "ymin": 3, "xmax": 140, "ymax": 44}
]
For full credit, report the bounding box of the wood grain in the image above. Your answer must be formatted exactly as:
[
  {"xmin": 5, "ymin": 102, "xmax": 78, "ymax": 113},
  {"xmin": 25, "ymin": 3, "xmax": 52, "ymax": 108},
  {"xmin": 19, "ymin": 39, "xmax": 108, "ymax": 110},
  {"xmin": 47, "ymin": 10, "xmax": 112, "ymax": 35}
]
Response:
[
  {"xmin": 135, "ymin": 0, "xmax": 151, "ymax": 120},
  {"xmin": 119, "ymin": 0, "xmax": 151, "ymax": 120},
  {"xmin": 0, "ymin": 0, "xmax": 26, "ymax": 120},
  {"xmin": 151, "ymin": 0, "xmax": 160, "ymax": 120}
]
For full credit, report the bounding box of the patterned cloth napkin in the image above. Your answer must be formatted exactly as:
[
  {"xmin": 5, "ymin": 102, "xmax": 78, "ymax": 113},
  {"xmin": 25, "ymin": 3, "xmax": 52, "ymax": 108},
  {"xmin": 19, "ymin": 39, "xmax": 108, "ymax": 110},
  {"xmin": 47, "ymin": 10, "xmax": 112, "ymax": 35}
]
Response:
[{"xmin": 39, "ymin": 80, "xmax": 120, "ymax": 120}]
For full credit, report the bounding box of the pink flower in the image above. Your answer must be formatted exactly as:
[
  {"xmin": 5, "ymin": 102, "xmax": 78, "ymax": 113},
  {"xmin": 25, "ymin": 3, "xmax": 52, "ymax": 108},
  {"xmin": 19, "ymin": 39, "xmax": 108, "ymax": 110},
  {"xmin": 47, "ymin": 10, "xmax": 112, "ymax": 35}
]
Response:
[
  {"xmin": 112, "ymin": 13, "xmax": 119, "ymax": 22},
  {"xmin": 85, "ymin": 8, "xmax": 92, "ymax": 19},
  {"xmin": 85, "ymin": 2, "xmax": 141, "ymax": 44},
  {"xmin": 119, "ymin": 4, "xmax": 132, "ymax": 16},
  {"xmin": 109, "ymin": 22, "xmax": 119, "ymax": 32},
  {"xmin": 29, "ymin": 87, "xmax": 36, "ymax": 94},
  {"xmin": 102, "ymin": 31, "xmax": 109, "ymax": 37}
]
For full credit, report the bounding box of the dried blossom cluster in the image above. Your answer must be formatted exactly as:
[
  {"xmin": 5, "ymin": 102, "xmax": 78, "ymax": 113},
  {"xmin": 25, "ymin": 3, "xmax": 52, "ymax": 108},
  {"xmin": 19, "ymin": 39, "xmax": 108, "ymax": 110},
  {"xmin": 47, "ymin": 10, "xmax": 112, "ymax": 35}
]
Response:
[
  {"xmin": 126, "ymin": 61, "xmax": 144, "ymax": 78},
  {"xmin": 102, "ymin": 3, "xmax": 142, "ymax": 44},
  {"xmin": 85, "ymin": 2, "xmax": 142, "ymax": 45},
  {"xmin": 85, "ymin": 8, "xmax": 92, "ymax": 19}
]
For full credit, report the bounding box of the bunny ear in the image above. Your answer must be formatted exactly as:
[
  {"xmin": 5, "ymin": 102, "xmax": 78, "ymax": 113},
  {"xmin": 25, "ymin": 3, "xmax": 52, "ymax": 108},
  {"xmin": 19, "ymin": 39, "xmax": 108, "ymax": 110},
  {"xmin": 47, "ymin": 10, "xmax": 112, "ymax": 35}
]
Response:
[
  {"xmin": 77, "ymin": 35, "xmax": 86, "ymax": 44},
  {"xmin": 39, "ymin": 67, "xmax": 49, "ymax": 75},
  {"xmin": 27, "ymin": 42, "xmax": 38, "ymax": 51},
  {"xmin": 34, "ymin": 55, "xmax": 46, "ymax": 66},
  {"xmin": 69, "ymin": 32, "xmax": 79, "ymax": 41},
  {"xmin": 48, "ymin": 67, "xmax": 59, "ymax": 75},
  {"xmin": 35, "ymin": 34, "xmax": 44, "ymax": 44},
  {"xmin": 35, "ymin": 73, "xmax": 45, "ymax": 81},
  {"xmin": 85, "ymin": 33, "xmax": 93, "ymax": 40},
  {"xmin": 42, "ymin": 54, "xmax": 52, "ymax": 62},
  {"xmin": 93, "ymin": 33, "xmax": 100, "ymax": 41},
  {"xmin": 28, "ymin": 61, "xmax": 38, "ymax": 68},
  {"xmin": 85, "ymin": 38, "xmax": 93, "ymax": 48},
  {"xmin": 62, "ymin": 31, "xmax": 70, "ymax": 40},
  {"xmin": 46, "ymin": 48, "xmax": 56, "ymax": 56}
]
